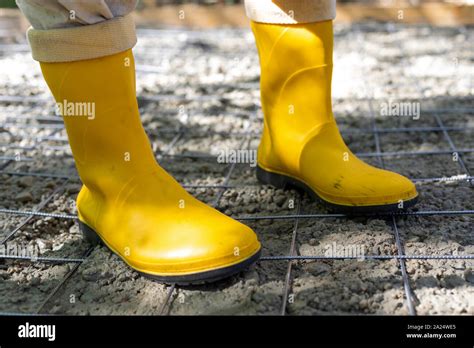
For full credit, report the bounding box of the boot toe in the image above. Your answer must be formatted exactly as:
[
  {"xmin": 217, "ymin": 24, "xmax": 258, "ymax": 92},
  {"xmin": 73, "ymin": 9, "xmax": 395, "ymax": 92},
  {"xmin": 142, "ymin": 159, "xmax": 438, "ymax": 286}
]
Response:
[
  {"xmin": 325, "ymin": 169, "xmax": 418, "ymax": 207},
  {"xmin": 122, "ymin": 205, "xmax": 261, "ymax": 278},
  {"xmin": 350, "ymin": 169, "xmax": 418, "ymax": 207}
]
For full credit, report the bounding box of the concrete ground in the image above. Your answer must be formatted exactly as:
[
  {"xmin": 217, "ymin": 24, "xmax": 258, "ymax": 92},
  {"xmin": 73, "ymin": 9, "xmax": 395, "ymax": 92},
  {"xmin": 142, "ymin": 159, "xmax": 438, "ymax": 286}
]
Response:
[{"xmin": 0, "ymin": 22, "xmax": 473, "ymax": 315}]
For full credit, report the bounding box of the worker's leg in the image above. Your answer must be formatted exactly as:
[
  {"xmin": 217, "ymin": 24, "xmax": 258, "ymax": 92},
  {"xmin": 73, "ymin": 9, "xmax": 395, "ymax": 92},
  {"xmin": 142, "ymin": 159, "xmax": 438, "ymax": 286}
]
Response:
[
  {"xmin": 16, "ymin": 0, "xmax": 261, "ymax": 283},
  {"xmin": 245, "ymin": 0, "xmax": 335, "ymax": 24},
  {"xmin": 16, "ymin": 0, "xmax": 138, "ymax": 62},
  {"xmin": 16, "ymin": 0, "xmax": 138, "ymax": 29},
  {"xmin": 245, "ymin": 0, "xmax": 418, "ymax": 212}
]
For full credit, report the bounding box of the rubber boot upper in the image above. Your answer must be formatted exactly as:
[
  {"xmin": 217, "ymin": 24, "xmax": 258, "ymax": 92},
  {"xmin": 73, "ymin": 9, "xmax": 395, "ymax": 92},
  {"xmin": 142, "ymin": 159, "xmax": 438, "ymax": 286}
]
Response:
[{"xmin": 251, "ymin": 20, "xmax": 418, "ymax": 208}]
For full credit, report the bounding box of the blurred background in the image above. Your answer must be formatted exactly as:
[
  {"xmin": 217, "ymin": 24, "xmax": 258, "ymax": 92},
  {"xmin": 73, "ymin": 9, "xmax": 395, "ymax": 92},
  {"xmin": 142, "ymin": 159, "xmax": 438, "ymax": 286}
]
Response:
[{"xmin": 1, "ymin": 0, "xmax": 473, "ymax": 30}]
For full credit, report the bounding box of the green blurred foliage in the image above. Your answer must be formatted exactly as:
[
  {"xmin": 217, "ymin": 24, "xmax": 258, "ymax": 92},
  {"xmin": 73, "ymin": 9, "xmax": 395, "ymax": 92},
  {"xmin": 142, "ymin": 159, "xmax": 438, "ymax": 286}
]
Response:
[{"xmin": 0, "ymin": 0, "xmax": 18, "ymax": 8}]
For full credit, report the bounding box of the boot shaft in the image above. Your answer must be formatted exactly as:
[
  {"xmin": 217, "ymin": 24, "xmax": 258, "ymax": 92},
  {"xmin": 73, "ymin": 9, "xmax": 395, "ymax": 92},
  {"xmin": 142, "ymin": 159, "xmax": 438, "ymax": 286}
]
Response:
[
  {"xmin": 251, "ymin": 20, "xmax": 335, "ymax": 172},
  {"xmin": 39, "ymin": 50, "xmax": 157, "ymax": 195}
]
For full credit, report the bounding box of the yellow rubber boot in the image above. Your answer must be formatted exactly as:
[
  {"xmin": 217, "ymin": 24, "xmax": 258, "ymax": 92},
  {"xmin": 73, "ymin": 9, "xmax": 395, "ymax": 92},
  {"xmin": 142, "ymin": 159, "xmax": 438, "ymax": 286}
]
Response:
[
  {"xmin": 251, "ymin": 20, "xmax": 418, "ymax": 213},
  {"xmin": 39, "ymin": 50, "xmax": 261, "ymax": 284}
]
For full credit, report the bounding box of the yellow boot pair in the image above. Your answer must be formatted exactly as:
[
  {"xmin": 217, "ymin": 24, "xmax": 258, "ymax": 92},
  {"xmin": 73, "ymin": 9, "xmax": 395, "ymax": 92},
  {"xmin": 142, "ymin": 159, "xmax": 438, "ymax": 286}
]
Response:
[{"xmin": 40, "ymin": 20, "xmax": 417, "ymax": 284}]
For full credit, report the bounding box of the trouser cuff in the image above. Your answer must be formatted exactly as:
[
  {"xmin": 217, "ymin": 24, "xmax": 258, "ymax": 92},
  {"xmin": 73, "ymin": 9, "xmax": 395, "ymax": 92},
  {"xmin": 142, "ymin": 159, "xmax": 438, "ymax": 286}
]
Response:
[
  {"xmin": 26, "ymin": 14, "xmax": 136, "ymax": 62},
  {"xmin": 245, "ymin": 0, "xmax": 336, "ymax": 24}
]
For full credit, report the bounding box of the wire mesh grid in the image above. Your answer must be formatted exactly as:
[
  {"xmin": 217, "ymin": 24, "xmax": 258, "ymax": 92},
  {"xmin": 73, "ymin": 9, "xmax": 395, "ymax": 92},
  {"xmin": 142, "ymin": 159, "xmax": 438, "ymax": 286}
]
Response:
[{"xmin": 0, "ymin": 25, "xmax": 473, "ymax": 316}]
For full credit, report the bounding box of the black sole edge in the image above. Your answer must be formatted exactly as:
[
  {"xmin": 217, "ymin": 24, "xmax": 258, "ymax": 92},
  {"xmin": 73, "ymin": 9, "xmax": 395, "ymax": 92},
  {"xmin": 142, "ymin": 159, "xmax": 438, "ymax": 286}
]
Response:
[
  {"xmin": 256, "ymin": 165, "xmax": 418, "ymax": 214},
  {"xmin": 79, "ymin": 221, "xmax": 261, "ymax": 286},
  {"xmin": 138, "ymin": 249, "xmax": 261, "ymax": 286}
]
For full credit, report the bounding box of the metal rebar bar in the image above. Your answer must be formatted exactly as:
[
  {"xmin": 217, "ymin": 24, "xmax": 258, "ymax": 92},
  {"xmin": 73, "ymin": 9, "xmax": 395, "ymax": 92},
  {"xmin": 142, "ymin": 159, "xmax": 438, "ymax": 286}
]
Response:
[
  {"xmin": 281, "ymin": 200, "xmax": 301, "ymax": 316},
  {"xmin": 158, "ymin": 283, "xmax": 177, "ymax": 316},
  {"xmin": 1, "ymin": 252, "xmax": 471, "ymax": 265},
  {"xmin": 2, "ymin": 208, "xmax": 474, "ymax": 221},
  {"xmin": 35, "ymin": 247, "xmax": 95, "ymax": 314},
  {"xmin": 259, "ymin": 254, "xmax": 474, "ymax": 261},
  {"xmin": 362, "ymin": 31, "xmax": 417, "ymax": 315},
  {"xmin": 433, "ymin": 113, "xmax": 472, "ymax": 179},
  {"xmin": 4, "ymin": 119, "xmax": 473, "ymax": 136},
  {"xmin": 391, "ymin": 216, "xmax": 416, "ymax": 315},
  {"xmin": 1, "ymin": 169, "xmax": 472, "ymax": 187},
  {"xmin": 0, "ymin": 254, "xmax": 85, "ymax": 263}
]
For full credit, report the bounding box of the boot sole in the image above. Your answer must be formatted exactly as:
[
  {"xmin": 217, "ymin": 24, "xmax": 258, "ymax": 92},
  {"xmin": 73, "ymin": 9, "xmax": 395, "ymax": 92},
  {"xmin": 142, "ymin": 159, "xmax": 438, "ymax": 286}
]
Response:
[
  {"xmin": 79, "ymin": 221, "xmax": 261, "ymax": 286},
  {"xmin": 256, "ymin": 165, "xmax": 418, "ymax": 214}
]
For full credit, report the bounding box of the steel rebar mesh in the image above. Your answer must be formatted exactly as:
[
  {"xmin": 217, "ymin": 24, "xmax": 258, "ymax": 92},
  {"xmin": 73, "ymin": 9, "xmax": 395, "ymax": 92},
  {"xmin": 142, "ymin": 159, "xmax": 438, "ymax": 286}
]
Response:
[{"xmin": 0, "ymin": 23, "xmax": 473, "ymax": 316}]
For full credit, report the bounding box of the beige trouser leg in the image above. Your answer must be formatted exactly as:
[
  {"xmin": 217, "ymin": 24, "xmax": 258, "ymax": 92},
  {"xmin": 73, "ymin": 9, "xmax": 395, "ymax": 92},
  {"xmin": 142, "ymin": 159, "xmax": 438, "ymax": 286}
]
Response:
[
  {"xmin": 17, "ymin": 0, "xmax": 336, "ymax": 62},
  {"xmin": 16, "ymin": 0, "xmax": 138, "ymax": 62},
  {"xmin": 244, "ymin": 0, "xmax": 336, "ymax": 24}
]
